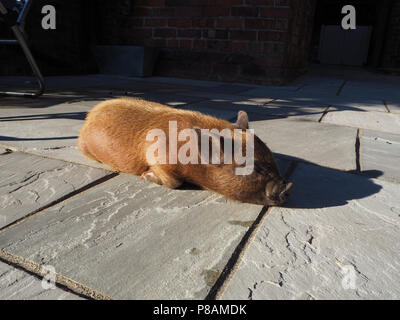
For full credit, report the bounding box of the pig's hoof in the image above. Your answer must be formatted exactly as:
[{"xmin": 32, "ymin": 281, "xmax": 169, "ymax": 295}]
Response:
[{"xmin": 140, "ymin": 171, "xmax": 162, "ymax": 185}]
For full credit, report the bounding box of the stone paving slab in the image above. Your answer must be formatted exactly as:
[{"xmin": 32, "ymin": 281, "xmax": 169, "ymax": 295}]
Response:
[
  {"xmin": 126, "ymin": 92, "xmax": 206, "ymax": 106},
  {"xmin": 0, "ymin": 151, "xmax": 112, "ymax": 228},
  {"xmin": 30, "ymin": 147, "xmax": 111, "ymax": 170},
  {"xmin": 291, "ymin": 76, "xmax": 345, "ymax": 87},
  {"xmin": 326, "ymin": 97, "xmax": 387, "ymax": 113},
  {"xmin": 386, "ymin": 100, "xmax": 400, "ymax": 114},
  {"xmin": 243, "ymin": 85, "xmax": 389, "ymax": 114},
  {"xmin": 267, "ymin": 98, "xmax": 328, "ymax": 108},
  {"xmin": 0, "ymin": 103, "xmax": 89, "ymax": 152},
  {"xmin": 243, "ymin": 86, "xmax": 339, "ymax": 101},
  {"xmin": 0, "ymin": 99, "xmax": 112, "ymax": 169},
  {"xmin": 250, "ymin": 118, "xmax": 357, "ymax": 171},
  {"xmin": 271, "ymin": 96, "xmax": 387, "ymax": 113},
  {"xmin": 256, "ymin": 104, "xmax": 326, "ymax": 121},
  {"xmin": 222, "ymin": 163, "xmax": 400, "ymax": 300},
  {"xmin": 184, "ymin": 100, "xmax": 326, "ymax": 122},
  {"xmin": 240, "ymin": 86, "xmax": 303, "ymax": 97},
  {"xmin": 322, "ymin": 110, "xmax": 400, "ymax": 134},
  {"xmin": 137, "ymin": 76, "xmax": 255, "ymax": 91},
  {"xmin": 361, "ymin": 130, "xmax": 400, "ymax": 183},
  {"xmin": 0, "ymin": 260, "xmax": 83, "ymax": 300},
  {"xmin": 340, "ymin": 83, "xmax": 400, "ymax": 101},
  {"xmin": 0, "ymin": 173, "xmax": 271, "ymax": 299},
  {"xmin": 178, "ymin": 105, "xmax": 238, "ymax": 121},
  {"xmin": 177, "ymin": 91, "xmax": 275, "ymax": 105}
]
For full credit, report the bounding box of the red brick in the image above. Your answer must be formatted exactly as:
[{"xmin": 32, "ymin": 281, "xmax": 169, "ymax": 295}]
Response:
[
  {"xmin": 192, "ymin": 18, "xmax": 215, "ymax": 28},
  {"xmin": 231, "ymin": 7, "xmax": 259, "ymax": 17},
  {"xmin": 214, "ymin": 0, "xmax": 243, "ymax": 5},
  {"xmin": 179, "ymin": 39, "xmax": 193, "ymax": 49},
  {"xmin": 166, "ymin": 0, "xmax": 209, "ymax": 5},
  {"xmin": 258, "ymin": 31, "xmax": 288, "ymax": 42},
  {"xmin": 125, "ymin": 18, "xmax": 144, "ymax": 28},
  {"xmin": 275, "ymin": 18, "xmax": 289, "ymax": 30},
  {"xmin": 128, "ymin": 28, "xmax": 153, "ymax": 40},
  {"xmin": 153, "ymin": 7, "xmax": 175, "ymax": 16},
  {"xmin": 260, "ymin": 7, "xmax": 290, "ymax": 18},
  {"xmin": 133, "ymin": 7, "xmax": 153, "ymax": 17},
  {"xmin": 215, "ymin": 29, "xmax": 229, "ymax": 39},
  {"xmin": 145, "ymin": 18, "xmax": 167, "ymax": 27},
  {"xmin": 204, "ymin": 6, "xmax": 230, "ymax": 17},
  {"xmin": 230, "ymin": 30, "xmax": 257, "ymax": 41},
  {"xmin": 216, "ymin": 18, "xmax": 244, "ymax": 28},
  {"xmin": 255, "ymin": 56, "xmax": 283, "ymax": 68},
  {"xmin": 178, "ymin": 29, "xmax": 202, "ymax": 38},
  {"xmin": 176, "ymin": 7, "xmax": 203, "ymax": 17},
  {"xmin": 245, "ymin": 0, "xmax": 274, "ymax": 5},
  {"xmin": 152, "ymin": 38, "xmax": 168, "ymax": 47},
  {"xmin": 167, "ymin": 39, "xmax": 179, "ymax": 48},
  {"xmin": 207, "ymin": 40, "xmax": 231, "ymax": 51},
  {"xmin": 168, "ymin": 18, "xmax": 192, "ymax": 27},
  {"xmin": 135, "ymin": 0, "xmax": 164, "ymax": 5},
  {"xmin": 154, "ymin": 28, "xmax": 177, "ymax": 38},
  {"xmin": 245, "ymin": 18, "xmax": 274, "ymax": 29},
  {"xmin": 274, "ymin": 0, "xmax": 290, "ymax": 7},
  {"xmin": 193, "ymin": 39, "xmax": 207, "ymax": 49},
  {"xmin": 248, "ymin": 41, "xmax": 264, "ymax": 53},
  {"xmin": 263, "ymin": 42, "xmax": 286, "ymax": 55},
  {"xmin": 231, "ymin": 41, "xmax": 249, "ymax": 51}
]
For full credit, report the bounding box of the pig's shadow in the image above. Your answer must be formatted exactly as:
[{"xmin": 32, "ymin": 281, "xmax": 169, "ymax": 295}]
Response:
[
  {"xmin": 275, "ymin": 153, "xmax": 384, "ymax": 210},
  {"xmin": 175, "ymin": 154, "xmax": 384, "ymax": 210}
]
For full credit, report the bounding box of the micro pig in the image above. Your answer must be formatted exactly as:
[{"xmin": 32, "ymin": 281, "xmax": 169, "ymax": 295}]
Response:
[{"xmin": 78, "ymin": 98, "xmax": 293, "ymax": 206}]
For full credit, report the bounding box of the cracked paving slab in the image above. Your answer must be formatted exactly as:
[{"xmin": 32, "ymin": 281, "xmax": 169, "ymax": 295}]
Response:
[
  {"xmin": 0, "ymin": 260, "xmax": 84, "ymax": 300},
  {"xmin": 326, "ymin": 99, "xmax": 387, "ymax": 113},
  {"xmin": 322, "ymin": 110, "xmax": 400, "ymax": 134},
  {"xmin": 0, "ymin": 151, "xmax": 113, "ymax": 228},
  {"xmin": 361, "ymin": 130, "xmax": 400, "ymax": 183},
  {"xmin": 386, "ymin": 100, "xmax": 400, "ymax": 114},
  {"xmin": 222, "ymin": 162, "xmax": 400, "ymax": 300},
  {"xmin": 250, "ymin": 118, "xmax": 357, "ymax": 171},
  {"xmin": 0, "ymin": 170, "xmax": 282, "ymax": 299}
]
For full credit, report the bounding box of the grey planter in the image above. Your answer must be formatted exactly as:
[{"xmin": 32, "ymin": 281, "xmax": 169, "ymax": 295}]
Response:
[{"xmin": 94, "ymin": 45, "xmax": 159, "ymax": 77}]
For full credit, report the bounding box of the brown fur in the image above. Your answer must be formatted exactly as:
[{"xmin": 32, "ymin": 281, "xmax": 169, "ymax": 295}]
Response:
[{"xmin": 78, "ymin": 98, "xmax": 293, "ymax": 205}]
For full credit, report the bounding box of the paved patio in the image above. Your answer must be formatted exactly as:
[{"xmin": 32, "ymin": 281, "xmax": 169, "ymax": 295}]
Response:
[{"xmin": 0, "ymin": 67, "xmax": 399, "ymax": 299}]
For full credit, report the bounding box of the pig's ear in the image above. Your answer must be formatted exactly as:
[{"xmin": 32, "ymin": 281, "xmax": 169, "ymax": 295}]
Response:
[{"xmin": 234, "ymin": 111, "xmax": 249, "ymax": 130}]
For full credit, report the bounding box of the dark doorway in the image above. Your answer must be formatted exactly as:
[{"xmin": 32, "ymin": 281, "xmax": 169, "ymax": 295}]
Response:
[{"xmin": 310, "ymin": 0, "xmax": 392, "ymax": 68}]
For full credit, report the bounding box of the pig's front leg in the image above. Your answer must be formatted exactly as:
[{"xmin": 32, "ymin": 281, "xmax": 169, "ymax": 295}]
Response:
[
  {"xmin": 140, "ymin": 167, "xmax": 183, "ymax": 189},
  {"xmin": 140, "ymin": 170, "xmax": 163, "ymax": 185}
]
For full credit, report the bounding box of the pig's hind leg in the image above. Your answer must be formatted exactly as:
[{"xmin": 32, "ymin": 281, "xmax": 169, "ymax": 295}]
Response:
[
  {"xmin": 141, "ymin": 166, "xmax": 183, "ymax": 189},
  {"xmin": 78, "ymin": 136, "xmax": 100, "ymax": 163}
]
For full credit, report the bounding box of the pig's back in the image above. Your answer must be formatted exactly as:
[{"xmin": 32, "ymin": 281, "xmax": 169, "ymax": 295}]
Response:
[
  {"xmin": 79, "ymin": 98, "xmax": 233, "ymax": 174},
  {"xmin": 79, "ymin": 98, "xmax": 175, "ymax": 173}
]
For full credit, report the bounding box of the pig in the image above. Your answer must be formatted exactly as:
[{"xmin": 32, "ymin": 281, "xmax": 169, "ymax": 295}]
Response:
[{"xmin": 78, "ymin": 98, "xmax": 293, "ymax": 206}]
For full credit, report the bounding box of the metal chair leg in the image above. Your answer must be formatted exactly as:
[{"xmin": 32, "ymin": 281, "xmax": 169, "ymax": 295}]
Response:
[{"xmin": 0, "ymin": 0, "xmax": 45, "ymax": 98}]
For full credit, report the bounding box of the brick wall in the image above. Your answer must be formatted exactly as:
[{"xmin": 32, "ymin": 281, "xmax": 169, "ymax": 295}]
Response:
[
  {"xmin": 108, "ymin": 0, "xmax": 316, "ymax": 84},
  {"xmin": 381, "ymin": 0, "xmax": 400, "ymax": 70},
  {"xmin": 1, "ymin": 0, "xmax": 317, "ymax": 82},
  {"xmin": 283, "ymin": 0, "xmax": 316, "ymax": 81}
]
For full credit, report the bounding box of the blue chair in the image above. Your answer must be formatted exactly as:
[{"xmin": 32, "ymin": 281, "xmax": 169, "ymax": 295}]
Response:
[{"xmin": 0, "ymin": 0, "xmax": 45, "ymax": 97}]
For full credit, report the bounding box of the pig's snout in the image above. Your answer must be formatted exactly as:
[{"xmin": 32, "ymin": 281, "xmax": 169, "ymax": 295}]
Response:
[{"xmin": 265, "ymin": 179, "xmax": 294, "ymax": 206}]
